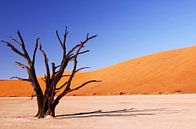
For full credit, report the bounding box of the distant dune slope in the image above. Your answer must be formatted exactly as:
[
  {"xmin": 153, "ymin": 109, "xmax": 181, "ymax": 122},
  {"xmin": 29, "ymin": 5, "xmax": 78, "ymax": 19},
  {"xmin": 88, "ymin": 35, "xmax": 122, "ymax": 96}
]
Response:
[{"xmin": 1, "ymin": 46, "xmax": 196, "ymax": 96}]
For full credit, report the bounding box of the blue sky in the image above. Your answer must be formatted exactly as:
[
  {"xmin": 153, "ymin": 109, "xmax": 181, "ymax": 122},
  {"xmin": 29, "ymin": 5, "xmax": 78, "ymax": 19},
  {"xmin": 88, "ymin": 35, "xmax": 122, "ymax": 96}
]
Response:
[{"xmin": 1, "ymin": 0, "xmax": 196, "ymax": 79}]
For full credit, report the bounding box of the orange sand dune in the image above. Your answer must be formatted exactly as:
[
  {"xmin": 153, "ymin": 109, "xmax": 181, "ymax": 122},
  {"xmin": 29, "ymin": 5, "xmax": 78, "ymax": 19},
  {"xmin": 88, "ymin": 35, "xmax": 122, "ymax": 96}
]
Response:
[{"xmin": 1, "ymin": 46, "xmax": 196, "ymax": 96}]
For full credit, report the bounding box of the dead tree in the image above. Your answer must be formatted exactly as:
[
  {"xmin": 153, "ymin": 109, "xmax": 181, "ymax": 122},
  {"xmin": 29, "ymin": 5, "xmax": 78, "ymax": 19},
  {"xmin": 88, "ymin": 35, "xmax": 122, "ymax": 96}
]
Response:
[{"xmin": 1, "ymin": 28, "xmax": 100, "ymax": 118}]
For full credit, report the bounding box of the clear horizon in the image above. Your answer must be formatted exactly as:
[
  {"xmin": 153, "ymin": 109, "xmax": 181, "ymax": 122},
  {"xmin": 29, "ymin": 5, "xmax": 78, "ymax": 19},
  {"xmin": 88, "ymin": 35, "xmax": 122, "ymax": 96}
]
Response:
[{"xmin": 1, "ymin": 0, "xmax": 196, "ymax": 79}]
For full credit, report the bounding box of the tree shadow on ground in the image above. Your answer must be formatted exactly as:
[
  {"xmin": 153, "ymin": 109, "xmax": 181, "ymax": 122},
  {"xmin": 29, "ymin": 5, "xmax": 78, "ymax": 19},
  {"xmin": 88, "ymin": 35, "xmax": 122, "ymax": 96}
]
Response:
[{"xmin": 56, "ymin": 108, "xmax": 179, "ymax": 119}]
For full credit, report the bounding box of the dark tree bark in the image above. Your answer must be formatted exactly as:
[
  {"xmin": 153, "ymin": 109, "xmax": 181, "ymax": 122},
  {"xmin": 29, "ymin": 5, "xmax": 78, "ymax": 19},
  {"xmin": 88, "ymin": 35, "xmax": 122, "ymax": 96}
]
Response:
[{"xmin": 1, "ymin": 28, "xmax": 100, "ymax": 118}]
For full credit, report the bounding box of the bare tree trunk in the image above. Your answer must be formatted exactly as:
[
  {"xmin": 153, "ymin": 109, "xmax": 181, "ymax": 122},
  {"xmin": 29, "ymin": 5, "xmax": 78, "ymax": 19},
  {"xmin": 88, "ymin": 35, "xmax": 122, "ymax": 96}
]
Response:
[
  {"xmin": 36, "ymin": 96, "xmax": 55, "ymax": 118},
  {"xmin": 46, "ymin": 101, "xmax": 55, "ymax": 117}
]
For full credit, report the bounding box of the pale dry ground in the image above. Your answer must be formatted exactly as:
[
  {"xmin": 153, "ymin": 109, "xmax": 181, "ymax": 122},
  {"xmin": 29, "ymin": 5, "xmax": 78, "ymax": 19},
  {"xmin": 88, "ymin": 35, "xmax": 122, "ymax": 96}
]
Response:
[{"xmin": 0, "ymin": 95, "xmax": 196, "ymax": 129}]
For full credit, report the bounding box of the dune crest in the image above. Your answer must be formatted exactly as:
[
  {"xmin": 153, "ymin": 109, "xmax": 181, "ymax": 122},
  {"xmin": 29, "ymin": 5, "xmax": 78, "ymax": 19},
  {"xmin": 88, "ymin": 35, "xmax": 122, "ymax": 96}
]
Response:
[{"xmin": 1, "ymin": 46, "xmax": 196, "ymax": 96}]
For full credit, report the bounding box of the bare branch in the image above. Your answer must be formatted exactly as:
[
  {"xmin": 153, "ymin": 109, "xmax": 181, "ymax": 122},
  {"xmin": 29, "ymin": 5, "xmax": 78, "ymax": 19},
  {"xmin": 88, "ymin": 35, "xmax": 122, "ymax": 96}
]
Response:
[
  {"xmin": 15, "ymin": 61, "xmax": 30, "ymax": 70},
  {"xmin": 67, "ymin": 34, "xmax": 96, "ymax": 57},
  {"xmin": 40, "ymin": 44, "xmax": 50, "ymax": 87},
  {"xmin": 76, "ymin": 67, "xmax": 90, "ymax": 73},
  {"xmin": 69, "ymin": 80, "xmax": 101, "ymax": 92},
  {"xmin": 65, "ymin": 58, "xmax": 78, "ymax": 91},
  {"xmin": 32, "ymin": 38, "xmax": 39, "ymax": 64},
  {"xmin": 9, "ymin": 35, "xmax": 22, "ymax": 46},
  {"xmin": 63, "ymin": 26, "xmax": 68, "ymax": 49},
  {"xmin": 17, "ymin": 31, "xmax": 32, "ymax": 64},
  {"xmin": 10, "ymin": 76, "xmax": 30, "ymax": 81},
  {"xmin": 55, "ymin": 44, "xmax": 90, "ymax": 101},
  {"xmin": 1, "ymin": 40, "xmax": 24, "ymax": 57},
  {"xmin": 55, "ymin": 81, "xmax": 68, "ymax": 90},
  {"xmin": 51, "ymin": 62, "xmax": 59, "ymax": 81},
  {"xmin": 51, "ymin": 63, "xmax": 56, "ymax": 77},
  {"xmin": 55, "ymin": 33, "xmax": 95, "ymax": 77},
  {"xmin": 56, "ymin": 27, "xmax": 68, "ymax": 51},
  {"xmin": 17, "ymin": 31, "xmax": 28, "ymax": 55},
  {"xmin": 55, "ymin": 65, "xmax": 61, "ymax": 69},
  {"xmin": 61, "ymin": 67, "xmax": 89, "ymax": 79},
  {"xmin": 67, "ymin": 44, "xmax": 81, "ymax": 56},
  {"xmin": 64, "ymin": 40, "xmax": 89, "ymax": 91},
  {"xmin": 56, "ymin": 30, "xmax": 63, "ymax": 48},
  {"xmin": 78, "ymin": 50, "xmax": 90, "ymax": 55},
  {"xmin": 86, "ymin": 34, "xmax": 97, "ymax": 40},
  {"xmin": 54, "ymin": 80, "xmax": 101, "ymax": 106},
  {"xmin": 69, "ymin": 50, "xmax": 90, "ymax": 59},
  {"xmin": 2, "ymin": 31, "xmax": 32, "ymax": 66},
  {"xmin": 86, "ymin": 33, "xmax": 89, "ymax": 39},
  {"xmin": 62, "ymin": 74, "xmax": 71, "ymax": 77},
  {"xmin": 17, "ymin": 30, "xmax": 25, "ymax": 45}
]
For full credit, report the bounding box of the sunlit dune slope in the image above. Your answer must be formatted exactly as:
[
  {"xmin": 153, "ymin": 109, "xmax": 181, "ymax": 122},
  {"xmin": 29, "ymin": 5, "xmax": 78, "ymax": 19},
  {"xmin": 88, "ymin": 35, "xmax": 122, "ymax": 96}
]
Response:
[
  {"xmin": 1, "ymin": 46, "xmax": 196, "ymax": 96},
  {"xmin": 0, "ymin": 80, "xmax": 33, "ymax": 96}
]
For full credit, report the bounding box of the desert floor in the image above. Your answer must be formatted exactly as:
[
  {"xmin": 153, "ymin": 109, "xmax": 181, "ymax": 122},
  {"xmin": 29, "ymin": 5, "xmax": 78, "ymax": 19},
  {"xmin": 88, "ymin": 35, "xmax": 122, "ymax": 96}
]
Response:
[{"xmin": 0, "ymin": 95, "xmax": 196, "ymax": 129}]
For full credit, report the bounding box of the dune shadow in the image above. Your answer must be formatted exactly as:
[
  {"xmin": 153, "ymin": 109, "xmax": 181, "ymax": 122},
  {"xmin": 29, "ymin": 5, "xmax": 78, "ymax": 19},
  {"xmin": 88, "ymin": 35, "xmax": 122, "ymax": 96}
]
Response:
[{"xmin": 56, "ymin": 108, "xmax": 178, "ymax": 119}]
